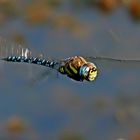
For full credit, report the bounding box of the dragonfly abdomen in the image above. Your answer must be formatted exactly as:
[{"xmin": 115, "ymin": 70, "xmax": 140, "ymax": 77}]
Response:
[{"xmin": 2, "ymin": 56, "xmax": 59, "ymax": 68}]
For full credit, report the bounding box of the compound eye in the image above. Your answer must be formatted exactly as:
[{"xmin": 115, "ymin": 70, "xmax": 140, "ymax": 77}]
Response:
[
  {"xmin": 89, "ymin": 70, "xmax": 93, "ymax": 75},
  {"xmin": 91, "ymin": 67, "xmax": 97, "ymax": 72},
  {"xmin": 94, "ymin": 67, "xmax": 97, "ymax": 71},
  {"xmin": 89, "ymin": 68, "xmax": 96, "ymax": 74}
]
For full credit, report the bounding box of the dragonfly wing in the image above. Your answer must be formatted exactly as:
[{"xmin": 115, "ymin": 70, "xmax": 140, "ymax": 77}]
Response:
[
  {"xmin": 29, "ymin": 69, "xmax": 52, "ymax": 86},
  {"xmin": 29, "ymin": 67, "xmax": 59, "ymax": 86},
  {"xmin": 86, "ymin": 56, "xmax": 140, "ymax": 63},
  {"xmin": 85, "ymin": 56, "xmax": 140, "ymax": 71}
]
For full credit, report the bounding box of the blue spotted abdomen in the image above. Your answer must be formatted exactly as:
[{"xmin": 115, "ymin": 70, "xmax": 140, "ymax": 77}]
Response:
[{"xmin": 3, "ymin": 56, "xmax": 58, "ymax": 68}]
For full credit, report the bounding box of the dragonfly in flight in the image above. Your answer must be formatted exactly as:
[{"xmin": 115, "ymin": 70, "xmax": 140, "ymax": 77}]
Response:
[{"xmin": 0, "ymin": 37, "xmax": 140, "ymax": 82}]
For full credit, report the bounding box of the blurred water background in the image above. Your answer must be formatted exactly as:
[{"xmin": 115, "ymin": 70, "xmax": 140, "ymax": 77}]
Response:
[{"xmin": 0, "ymin": 0, "xmax": 140, "ymax": 140}]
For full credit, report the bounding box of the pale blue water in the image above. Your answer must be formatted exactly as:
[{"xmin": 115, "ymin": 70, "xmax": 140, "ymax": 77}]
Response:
[{"xmin": 0, "ymin": 2, "xmax": 140, "ymax": 140}]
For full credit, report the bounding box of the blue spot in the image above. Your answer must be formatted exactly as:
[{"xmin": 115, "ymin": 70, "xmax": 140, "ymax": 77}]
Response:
[{"xmin": 42, "ymin": 59, "xmax": 46, "ymax": 65}]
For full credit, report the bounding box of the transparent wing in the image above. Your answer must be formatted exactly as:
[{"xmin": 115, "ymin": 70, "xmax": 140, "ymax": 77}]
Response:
[
  {"xmin": 0, "ymin": 37, "xmax": 34, "ymax": 63},
  {"xmin": 0, "ymin": 37, "xmax": 59, "ymax": 83},
  {"xmin": 83, "ymin": 29, "xmax": 140, "ymax": 72},
  {"xmin": 29, "ymin": 69, "xmax": 52, "ymax": 86},
  {"xmin": 86, "ymin": 56, "xmax": 140, "ymax": 63},
  {"xmin": 85, "ymin": 56, "xmax": 140, "ymax": 73}
]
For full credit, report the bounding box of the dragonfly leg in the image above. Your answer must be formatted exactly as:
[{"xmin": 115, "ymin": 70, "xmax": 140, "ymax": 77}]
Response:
[{"xmin": 58, "ymin": 66, "xmax": 65, "ymax": 74}]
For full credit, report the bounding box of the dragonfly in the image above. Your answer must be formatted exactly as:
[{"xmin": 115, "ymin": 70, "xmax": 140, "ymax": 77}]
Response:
[{"xmin": 0, "ymin": 37, "xmax": 140, "ymax": 82}]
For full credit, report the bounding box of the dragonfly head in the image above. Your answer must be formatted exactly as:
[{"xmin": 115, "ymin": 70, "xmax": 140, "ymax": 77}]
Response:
[{"xmin": 79, "ymin": 62, "xmax": 97, "ymax": 81}]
